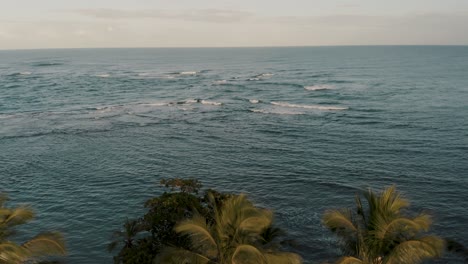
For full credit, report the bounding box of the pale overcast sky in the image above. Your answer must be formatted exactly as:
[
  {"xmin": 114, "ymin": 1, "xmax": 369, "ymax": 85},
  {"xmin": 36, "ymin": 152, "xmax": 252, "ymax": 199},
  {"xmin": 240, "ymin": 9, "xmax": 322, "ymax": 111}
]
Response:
[{"xmin": 1, "ymin": 0, "xmax": 468, "ymax": 49}]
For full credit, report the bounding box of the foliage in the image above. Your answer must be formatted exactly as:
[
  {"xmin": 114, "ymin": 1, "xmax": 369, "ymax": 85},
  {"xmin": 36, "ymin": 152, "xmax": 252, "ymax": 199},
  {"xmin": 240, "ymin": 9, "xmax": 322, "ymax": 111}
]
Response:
[
  {"xmin": 160, "ymin": 178, "xmax": 203, "ymax": 194},
  {"xmin": 157, "ymin": 193, "xmax": 303, "ymax": 264},
  {"xmin": 323, "ymin": 185, "xmax": 444, "ymax": 264},
  {"xmin": 109, "ymin": 178, "xmax": 299, "ymax": 264},
  {"xmin": 445, "ymin": 238, "xmax": 468, "ymax": 262},
  {"xmin": 0, "ymin": 193, "xmax": 66, "ymax": 264},
  {"xmin": 109, "ymin": 178, "xmax": 231, "ymax": 263}
]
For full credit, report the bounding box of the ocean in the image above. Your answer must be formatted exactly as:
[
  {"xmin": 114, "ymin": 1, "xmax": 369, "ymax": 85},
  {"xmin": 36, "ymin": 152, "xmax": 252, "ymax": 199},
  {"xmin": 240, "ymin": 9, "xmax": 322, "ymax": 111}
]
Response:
[{"xmin": 0, "ymin": 46, "xmax": 467, "ymax": 263}]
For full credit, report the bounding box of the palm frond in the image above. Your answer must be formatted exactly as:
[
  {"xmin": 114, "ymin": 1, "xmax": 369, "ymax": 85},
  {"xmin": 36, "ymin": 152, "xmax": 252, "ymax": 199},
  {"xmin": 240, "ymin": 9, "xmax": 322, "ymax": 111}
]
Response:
[
  {"xmin": 323, "ymin": 209, "xmax": 357, "ymax": 234},
  {"xmin": 175, "ymin": 214, "xmax": 217, "ymax": 257},
  {"xmin": 238, "ymin": 214, "xmax": 272, "ymax": 234},
  {"xmin": 1, "ymin": 206, "xmax": 35, "ymax": 227},
  {"xmin": 264, "ymin": 252, "xmax": 303, "ymax": 264},
  {"xmin": 371, "ymin": 215, "xmax": 431, "ymax": 241},
  {"xmin": 0, "ymin": 241, "xmax": 28, "ymax": 262},
  {"xmin": 155, "ymin": 247, "xmax": 211, "ymax": 264},
  {"xmin": 22, "ymin": 231, "xmax": 67, "ymax": 257},
  {"xmin": 336, "ymin": 256, "xmax": 365, "ymax": 264},
  {"xmin": 385, "ymin": 236, "xmax": 444, "ymax": 264},
  {"xmin": 232, "ymin": 244, "xmax": 267, "ymax": 264}
]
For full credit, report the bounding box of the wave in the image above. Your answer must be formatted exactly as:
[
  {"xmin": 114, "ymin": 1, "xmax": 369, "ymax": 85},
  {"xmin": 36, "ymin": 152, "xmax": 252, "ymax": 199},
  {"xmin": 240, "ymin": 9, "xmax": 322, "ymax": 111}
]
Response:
[
  {"xmin": 139, "ymin": 102, "xmax": 169, "ymax": 107},
  {"xmin": 200, "ymin": 100, "xmax": 222, "ymax": 106},
  {"xmin": 256, "ymin": 82, "xmax": 304, "ymax": 88},
  {"xmin": 8, "ymin": 72, "xmax": 32, "ymax": 76},
  {"xmin": 247, "ymin": 73, "xmax": 275, "ymax": 81},
  {"xmin": 256, "ymin": 73, "xmax": 274, "ymax": 77},
  {"xmin": 0, "ymin": 114, "xmax": 19, "ymax": 119},
  {"xmin": 250, "ymin": 109, "xmax": 304, "ymax": 115},
  {"xmin": 249, "ymin": 99, "xmax": 260, "ymax": 104},
  {"xmin": 31, "ymin": 62, "xmax": 64, "ymax": 67},
  {"xmin": 271, "ymin": 102, "xmax": 348, "ymax": 111},
  {"xmin": 329, "ymin": 80, "xmax": 353, "ymax": 84},
  {"xmin": 95, "ymin": 74, "xmax": 110, "ymax": 78},
  {"xmin": 181, "ymin": 99, "xmax": 198, "ymax": 104},
  {"xmin": 179, "ymin": 71, "xmax": 197, "ymax": 75},
  {"xmin": 304, "ymin": 85, "xmax": 334, "ymax": 91},
  {"xmin": 213, "ymin": 80, "xmax": 228, "ymax": 85},
  {"xmin": 136, "ymin": 72, "xmax": 179, "ymax": 79}
]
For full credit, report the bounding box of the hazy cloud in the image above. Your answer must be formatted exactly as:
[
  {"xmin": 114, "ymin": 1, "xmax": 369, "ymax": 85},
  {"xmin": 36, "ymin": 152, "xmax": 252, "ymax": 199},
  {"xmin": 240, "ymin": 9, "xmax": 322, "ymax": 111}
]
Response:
[
  {"xmin": 1, "ymin": 10, "xmax": 467, "ymax": 49},
  {"xmin": 72, "ymin": 8, "xmax": 254, "ymax": 23}
]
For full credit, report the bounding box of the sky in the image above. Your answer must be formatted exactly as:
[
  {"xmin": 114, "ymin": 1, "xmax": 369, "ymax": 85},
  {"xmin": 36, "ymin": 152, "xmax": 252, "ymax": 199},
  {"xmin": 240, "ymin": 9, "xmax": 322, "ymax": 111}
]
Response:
[{"xmin": 1, "ymin": 0, "xmax": 468, "ymax": 49}]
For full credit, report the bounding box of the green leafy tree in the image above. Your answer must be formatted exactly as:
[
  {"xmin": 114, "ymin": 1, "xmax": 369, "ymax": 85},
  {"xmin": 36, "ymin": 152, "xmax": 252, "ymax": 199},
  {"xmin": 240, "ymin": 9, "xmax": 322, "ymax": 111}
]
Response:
[
  {"xmin": 108, "ymin": 178, "xmax": 227, "ymax": 263},
  {"xmin": 0, "ymin": 193, "xmax": 66, "ymax": 263},
  {"xmin": 157, "ymin": 194, "xmax": 302, "ymax": 264},
  {"xmin": 323, "ymin": 185, "xmax": 444, "ymax": 264}
]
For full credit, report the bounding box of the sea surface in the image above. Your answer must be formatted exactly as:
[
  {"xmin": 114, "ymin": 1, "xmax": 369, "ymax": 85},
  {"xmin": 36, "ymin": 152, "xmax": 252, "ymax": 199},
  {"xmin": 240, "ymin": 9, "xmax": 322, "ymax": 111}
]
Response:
[{"xmin": 0, "ymin": 46, "xmax": 467, "ymax": 263}]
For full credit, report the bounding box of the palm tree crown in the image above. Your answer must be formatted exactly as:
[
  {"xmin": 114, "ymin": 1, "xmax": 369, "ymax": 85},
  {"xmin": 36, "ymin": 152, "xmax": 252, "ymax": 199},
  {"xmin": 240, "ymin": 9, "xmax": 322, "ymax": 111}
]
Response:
[
  {"xmin": 157, "ymin": 194, "xmax": 302, "ymax": 264},
  {"xmin": 323, "ymin": 185, "xmax": 444, "ymax": 264},
  {"xmin": 0, "ymin": 193, "xmax": 66, "ymax": 263}
]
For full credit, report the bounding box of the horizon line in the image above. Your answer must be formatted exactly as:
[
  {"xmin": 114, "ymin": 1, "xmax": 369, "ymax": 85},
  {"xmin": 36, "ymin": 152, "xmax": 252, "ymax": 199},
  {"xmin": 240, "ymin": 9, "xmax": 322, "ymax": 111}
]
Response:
[{"xmin": 1, "ymin": 44, "xmax": 468, "ymax": 52}]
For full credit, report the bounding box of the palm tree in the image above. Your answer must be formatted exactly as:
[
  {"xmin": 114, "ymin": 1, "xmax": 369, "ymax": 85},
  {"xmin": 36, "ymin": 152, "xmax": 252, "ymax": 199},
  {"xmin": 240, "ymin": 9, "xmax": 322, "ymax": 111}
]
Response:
[
  {"xmin": 108, "ymin": 218, "xmax": 146, "ymax": 263},
  {"xmin": 108, "ymin": 218, "xmax": 144, "ymax": 252},
  {"xmin": 0, "ymin": 193, "xmax": 66, "ymax": 263},
  {"xmin": 156, "ymin": 194, "xmax": 302, "ymax": 264},
  {"xmin": 323, "ymin": 186, "xmax": 444, "ymax": 264}
]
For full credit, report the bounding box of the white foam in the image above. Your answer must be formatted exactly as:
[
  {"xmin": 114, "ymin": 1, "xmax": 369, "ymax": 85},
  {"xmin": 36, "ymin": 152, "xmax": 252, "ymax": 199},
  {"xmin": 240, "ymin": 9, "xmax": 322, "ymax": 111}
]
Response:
[
  {"xmin": 271, "ymin": 102, "xmax": 348, "ymax": 111},
  {"xmin": 140, "ymin": 102, "xmax": 168, "ymax": 107},
  {"xmin": 137, "ymin": 73, "xmax": 175, "ymax": 79},
  {"xmin": 179, "ymin": 71, "xmax": 197, "ymax": 75},
  {"xmin": 250, "ymin": 109, "xmax": 304, "ymax": 115},
  {"xmin": 259, "ymin": 73, "xmax": 274, "ymax": 77},
  {"xmin": 96, "ymin": 74, "xmax": 110, "ymax": 78},
  {"xmin": 247, "ymin": 78, "xmax": 260, "ymax": 81},
  {"xmin": 304, "ymin": 84, "xmax": 334, "ymax": 91},
  {"xmin": 201, "ymin": 100, "xmax": 222, "ymax": 106},
  {"xmin": 249, "ymin": 99, "xmax": 260, "ymax": 104},
  {"xmin": 93, "ymin": 106, "xmax": 115, "ymax": 112},
  {"xmin": 213, "ymin": 80, "xmax": 227, "ymax": 85},
  {"xmin": 20, "ymin": 72, "xmax": 32, "ymax": 75},
  {"xmin": 0, "ymin": 114, "xmax": 17, "ymax": 119},
  {"xmin": 184, "ymin": 99, "xmax": 198, "ymax": 104}
]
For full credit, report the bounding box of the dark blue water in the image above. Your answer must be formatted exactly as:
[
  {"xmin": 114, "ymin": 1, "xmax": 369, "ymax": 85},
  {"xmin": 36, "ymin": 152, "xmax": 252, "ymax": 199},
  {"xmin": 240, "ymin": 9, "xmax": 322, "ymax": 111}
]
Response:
[{"xmin": 1, "ymin": 47, "xmax": 467, "ymax": 263}]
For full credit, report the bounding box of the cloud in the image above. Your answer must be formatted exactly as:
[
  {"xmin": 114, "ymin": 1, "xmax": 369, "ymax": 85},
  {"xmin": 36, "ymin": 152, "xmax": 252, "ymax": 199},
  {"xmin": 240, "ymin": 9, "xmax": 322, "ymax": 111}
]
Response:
[
  {"xmin": 72, "ymin": 8, "xmax": 253, "ymax": 23},
  {"xmin": 1, "ymin": 11, "xmax": 467, "ymax": 49}
]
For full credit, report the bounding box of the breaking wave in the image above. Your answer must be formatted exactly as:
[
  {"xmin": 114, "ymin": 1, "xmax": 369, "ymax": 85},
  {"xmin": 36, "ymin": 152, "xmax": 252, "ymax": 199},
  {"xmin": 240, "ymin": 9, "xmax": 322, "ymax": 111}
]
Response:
[
  {"xmin": 250, "ymin": 109, "xmax": 304, "ymax": 115},
  {"xmin": 271, "ymin": 102, "xmax": 348, "ymax": 111},
  {"xmin": 304, "ymin": 85, "xmax": 334, "ymax": 91},
  {"xmin": 200, "ymin": 100, "xmax": 222, "ymax": 106}
]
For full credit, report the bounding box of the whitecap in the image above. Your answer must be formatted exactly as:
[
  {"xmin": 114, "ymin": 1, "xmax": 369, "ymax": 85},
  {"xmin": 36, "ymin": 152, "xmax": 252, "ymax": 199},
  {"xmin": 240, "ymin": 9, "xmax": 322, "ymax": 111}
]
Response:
[
  {"xmin": 250, "ymin": 109, "xmax": 304, "ymax": 115},
  {"xmin": 304, "ymin": 84, "xmax": 334, "ymax": 91},
  {"xmin": 183, "ymin": 99, "xmax": 198, "ymax": 104},
  {"xmin": 271, "ymin": 102, "xmax": 348, "ymax": 111},
  {"xmin": 201, "ymin": 100, "xmax": 222, "ymax": 106},
  {"xmin": 96, "ymin": 74, "xmax": 110, "ymax": 78},
  {"xmin": 259, "ymin": 73, "xmax": 274, "ymax": 77},
  {"xmin": 247, "ymin": 78, "xmax": 260, "ymax": 81},
  {"xmin": 0, "ymin": 114, "xmax": 17, "ymax": 119},
  {"xmin": 139, "ymin": 102, "xmax": 169, "ymax": 107},
  {"xmin": 249, "ymin": 99, "xmax": 260, "ymax": 104},
  {"xmin": 137, "ymin": 73, "xmax": 149, "ymax": 76},
  {"xmin": 20, "ymin": 72, "xmax": 32, "ymax": 75},
  {"xmin": 179, "ymin": 71, "xmax": 197, "ymax": 75},
  {"xmin": 213, "ymin": 80, "xmax": 227, "ymax": 85}
]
